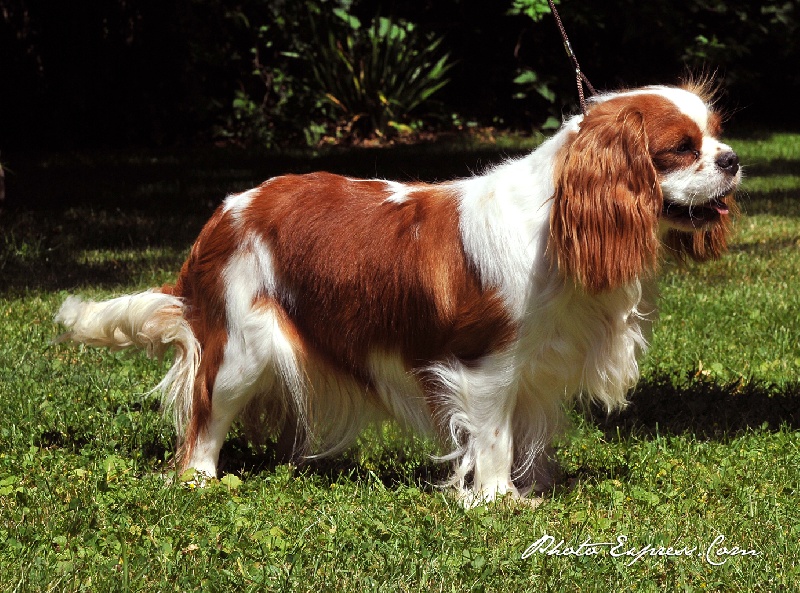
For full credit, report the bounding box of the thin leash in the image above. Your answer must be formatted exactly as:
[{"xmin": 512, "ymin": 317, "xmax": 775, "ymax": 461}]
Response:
[{"xmin": 547, "ymin": 0, "xmax": 596, "ymax": 114}]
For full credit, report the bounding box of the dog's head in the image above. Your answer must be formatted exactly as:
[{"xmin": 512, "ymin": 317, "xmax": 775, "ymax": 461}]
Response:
[{"xmin": 548, "ymin": 82, "xmax": 741, "ymax": 293}]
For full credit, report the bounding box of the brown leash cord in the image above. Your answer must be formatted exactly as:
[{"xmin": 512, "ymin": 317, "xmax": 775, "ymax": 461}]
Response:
[{"xmin": 547, "ymin": 0, "xmax": 596, "ymax": 114}]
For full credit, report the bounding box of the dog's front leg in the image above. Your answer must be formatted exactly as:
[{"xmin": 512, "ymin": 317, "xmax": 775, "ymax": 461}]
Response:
[{"xmin": 470, "ymin": 409, "xmax": 518, "ymax": 504}]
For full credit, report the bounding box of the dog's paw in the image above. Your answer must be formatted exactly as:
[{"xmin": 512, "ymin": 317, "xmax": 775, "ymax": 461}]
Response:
[
  {"xmin": 455, "ymin": 487, "xmax": 543, "ymax": 510},
  {"xmin": 177, "ymin": 468, "xmax": 215, "ymax": 489}
]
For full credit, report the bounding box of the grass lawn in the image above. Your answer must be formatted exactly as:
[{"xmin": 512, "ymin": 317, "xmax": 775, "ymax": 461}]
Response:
[{"xmin": 1, "ymin": 131, "xmax": 799, "ymax": 591}]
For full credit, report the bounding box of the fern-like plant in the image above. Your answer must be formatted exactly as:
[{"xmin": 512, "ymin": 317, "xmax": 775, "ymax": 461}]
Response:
[{"xmin": 309, "ymin": 10, "xmax": 453, "ymax": 138}]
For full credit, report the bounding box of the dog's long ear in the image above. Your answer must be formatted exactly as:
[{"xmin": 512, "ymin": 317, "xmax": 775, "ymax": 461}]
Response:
[
  {"xmin": 664, "ymin": 194, "xmax": 738, "ymax": 262},
  {"xmin": 548, "ymin": 106, "xmax": 662, "ymax": 293}
]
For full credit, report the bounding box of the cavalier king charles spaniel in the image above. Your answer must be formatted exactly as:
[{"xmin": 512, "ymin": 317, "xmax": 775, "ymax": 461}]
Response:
[{"xmin": 57, "ymin": 82, "xmax": 740, "ymax": 505}]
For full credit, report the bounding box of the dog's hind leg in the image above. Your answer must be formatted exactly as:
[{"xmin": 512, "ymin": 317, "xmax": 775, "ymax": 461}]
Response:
[
  {"xmin": 183, "ymin": 303, "xmax": 306, "ymax": 477},
  {"xmin": 185, "ymin": 382, "xmax": 253, "ymax": 478}
]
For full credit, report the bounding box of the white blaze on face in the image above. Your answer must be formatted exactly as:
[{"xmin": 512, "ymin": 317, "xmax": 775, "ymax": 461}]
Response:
[
  {"xmin": 648, "ymin": 86, "xmax": 741, "ymax": 207},
  {"xmin": 660, "ymin": 136, "xmax": 740, "ymax": 207}
]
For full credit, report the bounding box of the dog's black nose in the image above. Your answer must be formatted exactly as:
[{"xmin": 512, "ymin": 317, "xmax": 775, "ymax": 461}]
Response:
[{"xmin": 715, "ymin": 150, "xmax": 740, "ymax": 175}]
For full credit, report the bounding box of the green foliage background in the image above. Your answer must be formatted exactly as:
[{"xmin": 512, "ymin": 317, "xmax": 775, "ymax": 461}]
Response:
[{"xmin": 1, "ymin": 0, "xmax": 799, "ymax": 151}]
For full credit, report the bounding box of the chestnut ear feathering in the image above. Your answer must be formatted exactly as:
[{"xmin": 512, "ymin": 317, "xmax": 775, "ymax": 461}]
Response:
[
  {"xmin": 54, "ymin": 84, "xmax": 740, "ymax": 507},
  {"xmin": 548, "ymin": 106, "xmax": 663, "ymax": 293}
]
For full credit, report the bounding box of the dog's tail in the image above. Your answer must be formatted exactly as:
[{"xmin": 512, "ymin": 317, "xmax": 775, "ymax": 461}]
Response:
[{"xmin": 55, "ymin": 290, "xmax": 200, "ymax": 433}]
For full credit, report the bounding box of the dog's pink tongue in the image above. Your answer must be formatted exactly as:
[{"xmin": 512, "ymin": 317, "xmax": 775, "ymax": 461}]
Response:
[{"xmin": 713, "ymin": 199, "xmax": 730, "ymax": 215}]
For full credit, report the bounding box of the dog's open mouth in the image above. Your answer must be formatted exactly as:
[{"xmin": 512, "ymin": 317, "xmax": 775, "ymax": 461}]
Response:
[{"xmin": 662, "ymin": 196, "xmax": 730, "ymax": 228}]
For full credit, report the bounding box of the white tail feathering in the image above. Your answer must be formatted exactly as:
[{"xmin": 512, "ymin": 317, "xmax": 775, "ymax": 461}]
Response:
[{"xmin": 54, "ymin": 290, "xmax": 200, "ymax": 434}]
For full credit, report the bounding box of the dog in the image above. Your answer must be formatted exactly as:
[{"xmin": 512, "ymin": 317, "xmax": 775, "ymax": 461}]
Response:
[{"xmin": 56, "ymin": 81, "xmax": 740, "ymax": 505}]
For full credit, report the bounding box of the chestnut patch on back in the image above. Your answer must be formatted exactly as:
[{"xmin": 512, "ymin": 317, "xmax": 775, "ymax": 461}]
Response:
[{"xmin": 237, "ymin": 173, "xmax": 517, "ymax": 373}]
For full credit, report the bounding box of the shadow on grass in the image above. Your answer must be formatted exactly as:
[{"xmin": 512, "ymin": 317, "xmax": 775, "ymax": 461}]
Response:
[
  {"xmin": 214, "ymin": 436, "xmax": 450, "ymax": 494},
  {"xmin": 730, "ymin": 236, "xmax": 800, "ymax": 257},
  {"xmin": 4, "ymin": 143, "xmax": 526, "ymax": 212},
  {"xmin": 740, "ymin": 159, "xmax": 800, "ymax": 179},
  {"xmin": 2, "ymin": 143, "xmax": 526, "ymax": 293},
  {"xmin": 736, "ymin": 190, "xmax": 800, "ymax": 218},
  {"xmin": 591, "ymin": 374, "xmax": 800, "ymax": 441},
  {"xmin": 203, "ymin": 374, "xmax": 800, "ymax": 494},
  {"xmin": 1, "ymin": 208, "xmax": 204, "ymax": 292},
  {"xmin": 31, "ymin": 374, "xmax": 798, "ymax": 495}
]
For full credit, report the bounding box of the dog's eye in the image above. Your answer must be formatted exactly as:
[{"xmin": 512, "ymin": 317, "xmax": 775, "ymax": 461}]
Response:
[{"xmin": 675, "ymin": 139, "xmax": 698, "ymax": 157}]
